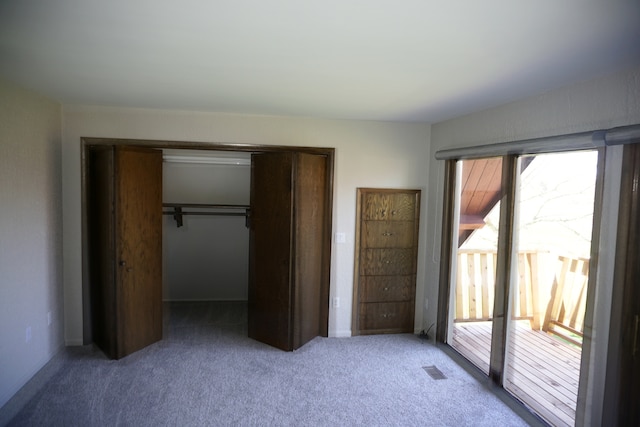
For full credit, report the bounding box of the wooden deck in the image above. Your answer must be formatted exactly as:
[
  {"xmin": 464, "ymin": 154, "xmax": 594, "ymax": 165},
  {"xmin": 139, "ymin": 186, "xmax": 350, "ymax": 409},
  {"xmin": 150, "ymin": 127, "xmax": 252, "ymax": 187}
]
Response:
[{"xmin": 451, "ymin": 320, "xmax": 582, "ymax": 427}]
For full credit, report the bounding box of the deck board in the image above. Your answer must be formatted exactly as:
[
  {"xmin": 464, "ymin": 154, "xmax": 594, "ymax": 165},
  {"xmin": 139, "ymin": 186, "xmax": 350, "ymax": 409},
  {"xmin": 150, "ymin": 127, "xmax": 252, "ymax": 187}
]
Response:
[{"xmin": 451, "ymin": 321, "xmax": 581, "ymax": 427}]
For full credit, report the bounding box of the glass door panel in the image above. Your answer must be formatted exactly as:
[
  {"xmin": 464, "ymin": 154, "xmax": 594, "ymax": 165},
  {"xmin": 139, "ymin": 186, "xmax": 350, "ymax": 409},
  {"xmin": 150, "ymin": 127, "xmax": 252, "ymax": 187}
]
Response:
[
  {"xmin": 504, "ymin": 151, "xmax": 598, "ymax": 427},
  {"xmin": 449, "ymin": 157, "xmax": 503, "ymax": 374}
]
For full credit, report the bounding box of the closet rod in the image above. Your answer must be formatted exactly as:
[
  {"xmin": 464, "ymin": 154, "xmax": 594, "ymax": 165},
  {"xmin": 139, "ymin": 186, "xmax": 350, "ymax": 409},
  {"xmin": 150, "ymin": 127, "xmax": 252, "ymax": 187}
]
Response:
[
  {"xmin": 162, "ymin": 211, "xmax": 247, "ymax": 216},
  {"xmin": 163, "ymin": 203, "xmax": 250, "ymax": 209},
  {"xmin": 162, "ymin": 203, "xmax": 250, "ymax": 228}
]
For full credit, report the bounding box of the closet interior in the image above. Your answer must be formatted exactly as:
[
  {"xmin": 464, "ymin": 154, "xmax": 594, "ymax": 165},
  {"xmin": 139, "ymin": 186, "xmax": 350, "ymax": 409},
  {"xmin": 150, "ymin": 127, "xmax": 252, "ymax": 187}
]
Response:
[{"xmin": 162, "ymin": 149, "xmax": 251, "ymax": 304}]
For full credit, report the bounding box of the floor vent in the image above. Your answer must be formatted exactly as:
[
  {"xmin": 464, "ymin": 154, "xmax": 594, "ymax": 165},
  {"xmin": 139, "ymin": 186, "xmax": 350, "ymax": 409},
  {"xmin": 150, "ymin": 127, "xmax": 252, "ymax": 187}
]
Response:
[{"xmin": 423, "ymin": 365, "xmax": 447, "ymax": 380}]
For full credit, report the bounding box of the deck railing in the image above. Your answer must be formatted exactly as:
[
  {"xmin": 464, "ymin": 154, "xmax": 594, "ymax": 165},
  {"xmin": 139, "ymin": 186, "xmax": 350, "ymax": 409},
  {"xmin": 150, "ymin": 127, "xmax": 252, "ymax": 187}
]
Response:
[{"xmin": 454, "ymin": 250, "xmax": 589, "ymax": 346}]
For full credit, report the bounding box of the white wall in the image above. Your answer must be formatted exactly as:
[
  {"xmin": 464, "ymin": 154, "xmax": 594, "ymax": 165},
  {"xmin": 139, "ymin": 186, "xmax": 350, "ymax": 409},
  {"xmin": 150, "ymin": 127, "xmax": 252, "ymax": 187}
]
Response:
[
  {"xmin": 425, "ymin": 65, "xmax": 640, "ymax": 426},
  {"xmin": 163, "ymin": 159, "xmax": 250, "ymax": 301},
  {"xmin": 62, "ymin": 108, "xmax": 431, "ymax": 341},
  {"xmin": 0, "ymin": 80, "xmax": 64, "ymax": 409}
]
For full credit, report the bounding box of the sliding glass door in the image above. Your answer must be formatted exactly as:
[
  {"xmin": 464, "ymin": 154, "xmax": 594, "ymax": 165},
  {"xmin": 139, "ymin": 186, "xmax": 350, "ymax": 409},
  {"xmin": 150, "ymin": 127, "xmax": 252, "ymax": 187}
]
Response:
[
  {"xmin": 443, "ymin": 150, "xmax": 600, "ymax": 427},
  {"xmin": 449, "ymin": 157, "xmax": 503, "ymax": 374}
]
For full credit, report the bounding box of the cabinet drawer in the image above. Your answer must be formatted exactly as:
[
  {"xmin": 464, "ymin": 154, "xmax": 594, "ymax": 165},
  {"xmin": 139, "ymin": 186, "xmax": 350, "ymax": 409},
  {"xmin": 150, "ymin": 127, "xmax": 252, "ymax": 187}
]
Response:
[
  {"xmin": 362, "ymin": 193, "xmax": 416, "ymax": 221},
  {"xmin": 359, "ymin": 248, "xmax": 414, "ymax": 275},
  {"xmin": 359, "ymin": 302, "xmax": 414, "ymax": 332},
  {"xmin": 360, "ymin": 276, "xmax": 415, "ymax": 302},
  {"xmin": 362, "ymin": 221, "xmax": 415, "ymax": 248}
]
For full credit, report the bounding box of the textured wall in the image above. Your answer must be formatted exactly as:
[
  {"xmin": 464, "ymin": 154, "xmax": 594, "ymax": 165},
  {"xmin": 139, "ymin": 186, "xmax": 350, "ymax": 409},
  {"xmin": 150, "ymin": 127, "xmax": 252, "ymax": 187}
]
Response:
[
  {"xmin": 61, "ymin": 108, "xmax": 431, "ymax": 341},
  {"xmin": 0, "ymin": 80, "xmax": 63, "ymax": 408}
]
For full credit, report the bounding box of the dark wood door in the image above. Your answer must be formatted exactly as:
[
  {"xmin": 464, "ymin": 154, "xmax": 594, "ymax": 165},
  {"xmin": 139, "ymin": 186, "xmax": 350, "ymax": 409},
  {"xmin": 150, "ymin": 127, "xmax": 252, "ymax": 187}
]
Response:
[
  {"xmin": 292, "ymin": 153, "xmax": 326, "ymax": 349},
  {"xmin": 248, "ymin": 152, "xmax": 327, "ymax": 351},
  {"xmin": 115, "ymin": 146, "xmax": 163, "ymax": 357},
  {"xmin": 249, "ymin": 152, "xmax": 294, "ymax": 350},
  {"xmin": 88, "ymin": 146, "xmax": 162, "ymax": 359}
]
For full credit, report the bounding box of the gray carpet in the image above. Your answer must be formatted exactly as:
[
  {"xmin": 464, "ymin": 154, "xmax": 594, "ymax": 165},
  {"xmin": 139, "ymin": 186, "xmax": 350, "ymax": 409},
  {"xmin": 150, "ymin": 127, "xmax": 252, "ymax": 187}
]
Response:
[{"xmin": 3, "ymin": 302, "xmax": 531, "ymax": 426}]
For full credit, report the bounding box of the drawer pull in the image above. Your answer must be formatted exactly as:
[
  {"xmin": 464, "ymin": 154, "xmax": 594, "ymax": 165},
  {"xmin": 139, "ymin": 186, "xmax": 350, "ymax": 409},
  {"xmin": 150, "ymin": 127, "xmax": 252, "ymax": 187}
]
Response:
[
  {"xmin": 383, "ymin": 287, "xmax": 389, "ymax": 291},
  {"xmin": 384, "ymin": 260, "xmax": 392, "ymax": 264},
  {"xmin": 382, "ymin": 232, "xmax": 394, "ymax": 236},
  {"xmin": 381, "ymin": 313, "xmax": 395, "ymax": 318},
  {"xmin": 391, "ymin": 210, "xmax": 397, "ymax": 215}
]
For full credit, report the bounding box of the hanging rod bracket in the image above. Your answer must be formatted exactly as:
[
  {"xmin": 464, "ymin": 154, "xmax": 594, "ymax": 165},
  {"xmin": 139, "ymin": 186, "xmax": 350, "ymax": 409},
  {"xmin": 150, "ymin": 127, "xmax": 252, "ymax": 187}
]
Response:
[{"xmin": 173, "ymin": 206, "xmax": 184, "ymax": 228}]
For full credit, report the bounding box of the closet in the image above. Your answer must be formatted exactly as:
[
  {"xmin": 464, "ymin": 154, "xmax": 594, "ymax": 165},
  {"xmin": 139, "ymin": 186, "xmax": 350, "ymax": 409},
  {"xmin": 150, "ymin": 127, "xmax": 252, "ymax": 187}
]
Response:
[
  {"xmin": 352, "ymin": 188, "xmax": 421, "ymax": 335},
  {"xmin": 84, "ymin": 140, "xmax": 333, "ymax": 358}
]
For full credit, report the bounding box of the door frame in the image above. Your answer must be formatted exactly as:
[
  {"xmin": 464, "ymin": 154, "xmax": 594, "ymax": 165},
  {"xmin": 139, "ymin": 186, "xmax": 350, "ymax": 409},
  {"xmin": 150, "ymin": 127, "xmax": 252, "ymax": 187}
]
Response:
[
  {"xmin": 81, "ymin": 137, "xmax": 335, "ymax": 344},
  {"xmin": 603, "ymin": 142, "xmax": 640, "ymax": 425}
]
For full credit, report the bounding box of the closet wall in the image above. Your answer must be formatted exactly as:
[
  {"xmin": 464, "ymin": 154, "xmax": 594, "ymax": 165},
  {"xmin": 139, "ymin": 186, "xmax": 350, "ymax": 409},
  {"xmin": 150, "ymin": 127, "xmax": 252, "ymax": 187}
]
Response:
[{"xmin": 162, "ymin": 150, "xmax": 251, "ymax": 301}]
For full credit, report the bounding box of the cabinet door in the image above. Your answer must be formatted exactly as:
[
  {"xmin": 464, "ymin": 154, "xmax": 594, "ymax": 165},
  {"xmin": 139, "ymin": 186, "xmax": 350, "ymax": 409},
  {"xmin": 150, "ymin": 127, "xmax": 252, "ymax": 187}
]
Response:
[
  {"xmin": 359, "ymin": 248, "xmax": 415, "ymax": 276},
  {"xmin": 360, "ymin": 276, "xmax": 415, "ymax": 302},
  {"xmin": 358, "ymin": 302, "xmax": 414, "ymax": 332},
  {"xmin": 362, "ymin": 192, "xmax": 416, "ymax": 220},
  {"xmin": 362, "ymin": 221, "xmax": 415, "ymax": 248}
]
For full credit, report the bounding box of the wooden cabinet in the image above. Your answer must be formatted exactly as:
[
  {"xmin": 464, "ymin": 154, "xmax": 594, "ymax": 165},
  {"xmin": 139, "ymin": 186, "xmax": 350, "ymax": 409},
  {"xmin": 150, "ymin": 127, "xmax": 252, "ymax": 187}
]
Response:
[
  {"xmin": 248, "ymin": 152, "xmax": 329, "ymax": 351},
  {"xmin": 353, "ymin": 189, "xmax": 420, "ymax": 335}
]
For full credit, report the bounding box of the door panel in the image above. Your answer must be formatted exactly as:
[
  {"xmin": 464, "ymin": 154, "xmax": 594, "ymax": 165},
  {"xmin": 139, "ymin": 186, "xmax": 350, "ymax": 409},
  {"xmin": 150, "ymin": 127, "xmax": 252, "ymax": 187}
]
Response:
[
  {"xmin": 292, "ymin": 153, "xmax": 326, "ymax": 349},
  {"xmin": 88, "ymin": 146, "xmax": 117, "ymax": 357},
  {"xmin": 248, "ymin": 152, "xmax": 328, "ymax": 351},
  {"xmin": 504, "ymin": 151, "xmax": 598, "ymax": 427},
  {"xmin": 248, "ymin": 152, "xmax": 294, "ymax": 350},
  {"xmin": 115, "ymin": 146, "xmax": 163, "ymax": 358},
  {"xmin": 88, "ymin": 145, "xmax": 162, "ymax": 359},
  {"xmin": 449, "ymin": 157, "xmax": 504, "ymax": 375}
]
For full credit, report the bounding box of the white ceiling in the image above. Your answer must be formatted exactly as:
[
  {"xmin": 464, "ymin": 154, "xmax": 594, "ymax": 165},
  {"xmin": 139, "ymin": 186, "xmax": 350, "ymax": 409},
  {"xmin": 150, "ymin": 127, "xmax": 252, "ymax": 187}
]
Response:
[{"xmin": 1, "ymin": 1, "xmax": 639, "ymax": 123}]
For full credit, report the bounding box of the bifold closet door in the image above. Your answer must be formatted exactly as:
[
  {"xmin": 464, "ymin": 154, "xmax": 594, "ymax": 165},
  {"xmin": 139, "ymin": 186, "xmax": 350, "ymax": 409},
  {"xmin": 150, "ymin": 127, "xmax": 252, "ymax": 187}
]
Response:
[
  {"xmin": 88, "ymin": 145, "xmax": 163, "ymax": 359},
  {"xmin": 248, "ymin": 152, "xmax": 326, "ymax": 351}
]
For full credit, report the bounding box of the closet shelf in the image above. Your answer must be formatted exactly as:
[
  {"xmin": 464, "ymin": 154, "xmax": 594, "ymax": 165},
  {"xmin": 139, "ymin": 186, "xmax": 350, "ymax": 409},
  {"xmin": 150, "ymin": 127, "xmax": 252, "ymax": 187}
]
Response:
[{"xmin": 162, "ymin": 203, "xmax": 250, "ymax": 228}]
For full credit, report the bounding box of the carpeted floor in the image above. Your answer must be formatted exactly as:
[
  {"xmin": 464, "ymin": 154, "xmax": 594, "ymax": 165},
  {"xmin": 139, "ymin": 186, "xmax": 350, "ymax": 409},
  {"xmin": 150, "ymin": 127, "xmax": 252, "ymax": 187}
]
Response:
[{"xmin": 2, "ymin": 302, "xmax": 533, "ymax": 426}]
